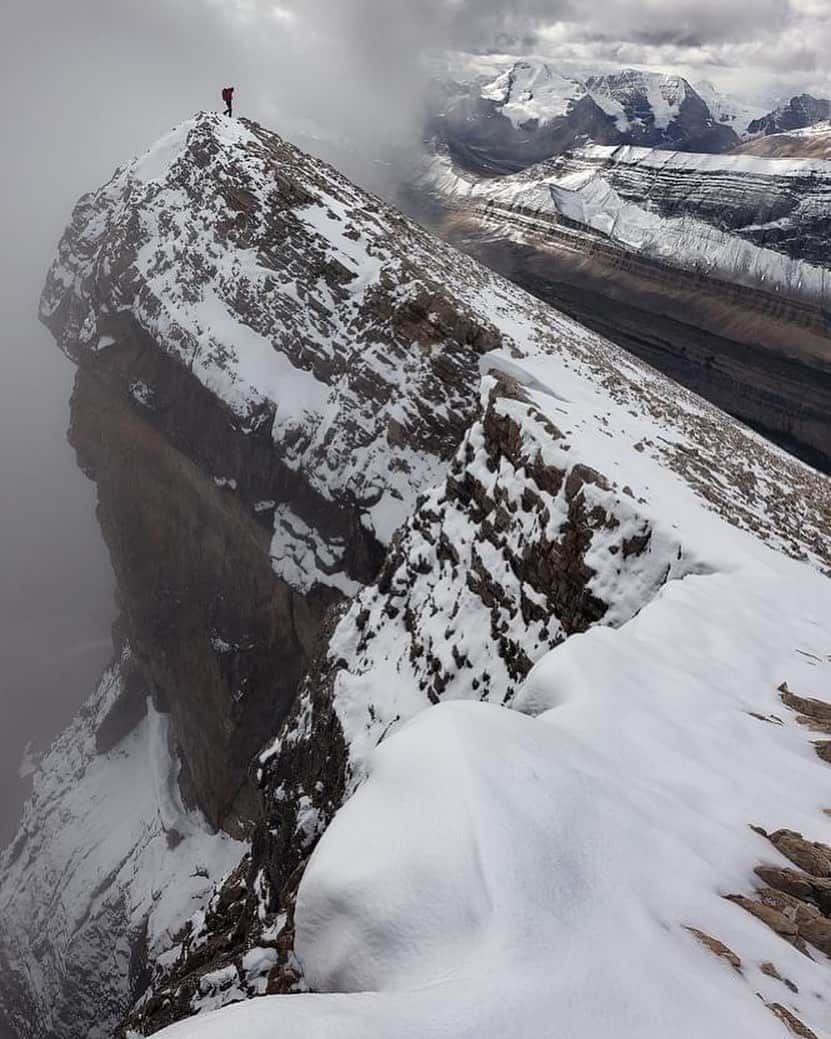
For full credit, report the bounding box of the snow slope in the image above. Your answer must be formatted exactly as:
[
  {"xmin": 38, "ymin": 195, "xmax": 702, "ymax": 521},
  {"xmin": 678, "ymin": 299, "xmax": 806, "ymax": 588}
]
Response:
[
  {"xmin": 155, "ymin": 338, "xmax": 831, "ymax": 1037},
  {"xmin": 17, "ymin": 111, "xmax": 831, "ymax": 1039},
  {"xmin": 157, "ymin": 230, "xmax": 831, "ymax": 1032},
  {"xmin": 0, "ymin": 650, "xmax": 241, "ymax": 1039},
  {"xmin": 40, "ymin": 113, "xmax": 500, "ymax": 586},
  {"xmin": 695, "ymin": 80, "xmax": 766, "ymax": 137}
]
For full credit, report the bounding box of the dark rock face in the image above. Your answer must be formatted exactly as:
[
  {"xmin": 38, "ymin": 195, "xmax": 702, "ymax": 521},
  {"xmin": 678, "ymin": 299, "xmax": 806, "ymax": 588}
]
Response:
[
  {"xmin": 585, "ymin": 71, "xmax": 739, "ymax": 153},
  {"xmin": 68, "ymin": 347, "xmax": 345, "ymax": 830},
  {"xmin": 749, "ymin": 94, "xmax": 831, "ymax": 136},
  {"xmin": 125, "ymin": 607, "xmax": 351, "ymax": 1035},
  {"xmin": 450, "ymin": 229, "xmax": 831, "ymax": 475},
  {"xmin": 122, "ymin": 370, "xmax": 688, "ymax": 1034},
  {"xmin": 7, "ymin": 111, "xmax": 518, "ymax": 1039}
]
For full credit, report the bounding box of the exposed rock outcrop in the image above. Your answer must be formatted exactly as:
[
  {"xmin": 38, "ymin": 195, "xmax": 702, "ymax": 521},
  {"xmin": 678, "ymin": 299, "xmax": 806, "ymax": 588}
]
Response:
[{"xmin": 125, "ymin": 296, "xmax": 831, "ymax": 1033}]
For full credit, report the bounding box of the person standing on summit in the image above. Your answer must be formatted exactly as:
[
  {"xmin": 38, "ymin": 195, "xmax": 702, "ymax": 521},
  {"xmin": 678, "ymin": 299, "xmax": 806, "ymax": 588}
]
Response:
[{"xmin": 222, "ymin": 86, "xmax": 234, "ymax": 117}]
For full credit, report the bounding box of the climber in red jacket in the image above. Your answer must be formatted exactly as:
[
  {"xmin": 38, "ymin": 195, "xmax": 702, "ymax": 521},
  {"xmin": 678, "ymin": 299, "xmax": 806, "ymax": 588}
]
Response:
[{"xmin": 222, "ymin": 86, "xmax": 234, "ymax": 117}]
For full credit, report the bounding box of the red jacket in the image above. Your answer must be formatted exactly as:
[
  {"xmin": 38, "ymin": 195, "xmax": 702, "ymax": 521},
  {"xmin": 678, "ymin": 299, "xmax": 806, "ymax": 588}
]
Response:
[{"xmin": 222, "ymin": 87, "xmax": 234, "ymax": 103}]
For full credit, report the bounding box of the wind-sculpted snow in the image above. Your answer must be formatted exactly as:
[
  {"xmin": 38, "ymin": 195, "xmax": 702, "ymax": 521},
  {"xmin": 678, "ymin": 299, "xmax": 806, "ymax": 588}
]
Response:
[
  {"xmin": 156, "ymin": 343, "xmax": 831, "ymax": 1039},
  {"xmin": 164, "ymin": 286, "xmax": 831, "ymax": 1031},
  {"xmin": 0, "ymin": 650, "xmax": 241, "ymax": 1039},
  {"xmin": 279, "ymin": 334, "xmax": 831, "ymax": 793}
]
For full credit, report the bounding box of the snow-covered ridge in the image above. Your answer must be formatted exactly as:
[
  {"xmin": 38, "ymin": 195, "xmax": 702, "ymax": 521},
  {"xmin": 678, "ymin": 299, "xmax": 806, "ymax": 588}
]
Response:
[
  {"xmin": 142, "ymin": 234, "xmax": 831, "ymax": 1030},
  {"xmin": 155, "ymin": 296, "xmax": 831, "ymax": 1039},
  {"xmin": 40, "ymin": 112, "xmax": 504, "ymax": 585},
  {"xmin": 17, "ymin": 110, "xmax": 831, "ymax": 1039}
]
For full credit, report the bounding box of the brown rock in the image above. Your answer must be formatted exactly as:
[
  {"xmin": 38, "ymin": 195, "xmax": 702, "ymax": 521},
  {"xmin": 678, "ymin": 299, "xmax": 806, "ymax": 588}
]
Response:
[
  {"xmin": 684, "ymin": 927, "xmax": 742, "ymax": 972},
  {"xmin": 813, "ymin": 741, "xmax": 831, "ymax": 765},
  {"xmin": 754, "ymin": 866, "xmax": 815, "ymax": 902},
  {"xmin": 769, "ymin": 830, "xmax": 831, "ymax": 878},
  {"xmin": 725, "ymin": 894, "xmax": 800, "ymax": 942},
  {"xmin": 779, "ymin": 683, "xmax": 831, "ymax": 725},
  {"xmin": 767, "ymin": 1003, "xmax": 818, "ymax": 1039},
  {"xmin": 756, "ymin": 887, "xmax": 831, "ymax": 956},
  {"xmin": 796, "ymin": 715, "xmax": 831, "ymax": 735},
  {"xmin": 760, "ymin": 961, "xmax": 799, "ymax": 994}
]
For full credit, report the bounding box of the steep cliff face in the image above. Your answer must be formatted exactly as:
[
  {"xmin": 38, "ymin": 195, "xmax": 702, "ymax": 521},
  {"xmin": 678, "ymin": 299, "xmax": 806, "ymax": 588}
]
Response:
[
  {"xmin": 420, "ymin": 145, "xmax": 831, "ymax": 470},
  {"xmin": 1, "ymin": 112, "xmax": 511, "ymax": 1039},
  {"xmin": 38, "ymin": 112, "xmax": 507, "ymax": 831},
  {"xmin": 748, "ymin": 93, "xmax": 831, "ymax": 136}
]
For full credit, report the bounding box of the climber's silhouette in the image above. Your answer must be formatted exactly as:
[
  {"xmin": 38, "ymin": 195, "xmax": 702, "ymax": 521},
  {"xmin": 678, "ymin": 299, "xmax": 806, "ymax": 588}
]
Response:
[{"xmin": 222, "ymin": 86, "xmax": 234, "ymax": 117}]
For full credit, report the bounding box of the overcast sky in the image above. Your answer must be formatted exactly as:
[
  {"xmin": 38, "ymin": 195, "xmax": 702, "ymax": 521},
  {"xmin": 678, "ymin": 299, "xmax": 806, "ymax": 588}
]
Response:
[{"xmin": 0, "ymin": 0, "xmax": 828, "ymax": 844}]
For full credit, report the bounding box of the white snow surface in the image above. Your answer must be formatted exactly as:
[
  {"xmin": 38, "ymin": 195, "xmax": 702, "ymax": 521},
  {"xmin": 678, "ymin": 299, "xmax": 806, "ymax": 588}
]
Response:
[
  {"xmin": 159, "ymin": 515, "xmax": 831, "ymax": 1039},
  {"xmin": 160, "ymin": 320, "xmax": 831, "ymax": 1037},
  {"xmin": 695, "ymin": 80, "xmax": 767, "ymax": 136},
  {"xmin": 481, "ymin": 60, "xmax": 586, "ymax": 127}
]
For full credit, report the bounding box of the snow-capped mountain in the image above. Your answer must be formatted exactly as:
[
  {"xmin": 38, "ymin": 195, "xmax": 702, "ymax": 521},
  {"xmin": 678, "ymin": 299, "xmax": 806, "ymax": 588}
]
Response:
[
  {"xmin": 430, "ymin": 61, "xmax": 740, "ymax": 173},
  {"xmin": 694, "ymin": 80, "xmax": 767, "ymax": 138},
  {"xmin": 4, "ymin": 113, "xmax": 831, "ymax": 1039},
  {"xmin": 749, "ymin": 93, "xmax": 831, "ymax": 137}
]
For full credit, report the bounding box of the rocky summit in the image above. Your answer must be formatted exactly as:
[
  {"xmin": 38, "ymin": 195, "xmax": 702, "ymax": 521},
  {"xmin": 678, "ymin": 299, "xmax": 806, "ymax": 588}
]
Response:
[{"xmin": 2, "ymin": 113, "xmax": 831, "ymax": 1039}]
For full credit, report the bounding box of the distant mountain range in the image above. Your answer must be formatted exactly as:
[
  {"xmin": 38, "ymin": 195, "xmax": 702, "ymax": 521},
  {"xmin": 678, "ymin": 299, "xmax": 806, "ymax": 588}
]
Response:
[
  {"xmin": 429, "ymin": 60, "xmax": 831, "ymax": 173},
  {"xmin": 748, "ymin": 93, "xmax": 831, "ymax": 136}
]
